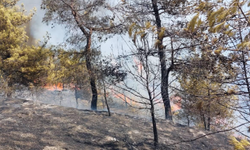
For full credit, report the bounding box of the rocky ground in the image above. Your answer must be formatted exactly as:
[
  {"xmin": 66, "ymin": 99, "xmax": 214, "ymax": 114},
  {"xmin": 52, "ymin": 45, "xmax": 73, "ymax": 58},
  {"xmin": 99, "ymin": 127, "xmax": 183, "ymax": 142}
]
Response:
[{"xmin": 0, "ymin": 98, "xmax": 234, "ymax": 150}]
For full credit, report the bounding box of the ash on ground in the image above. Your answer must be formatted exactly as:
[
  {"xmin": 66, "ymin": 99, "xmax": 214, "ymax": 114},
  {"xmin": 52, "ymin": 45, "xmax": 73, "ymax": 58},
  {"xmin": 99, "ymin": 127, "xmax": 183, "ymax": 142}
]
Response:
[{"xmin": 0, "ymin": 98, "xmax": 234, "ymax": 150}]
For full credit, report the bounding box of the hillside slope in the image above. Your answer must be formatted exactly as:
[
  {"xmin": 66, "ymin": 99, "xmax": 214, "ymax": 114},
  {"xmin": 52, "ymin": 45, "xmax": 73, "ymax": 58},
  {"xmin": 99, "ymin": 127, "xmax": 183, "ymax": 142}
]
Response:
[{"xmin": 0, "ymin": 98, "xmax": 233, "ymax": 150}]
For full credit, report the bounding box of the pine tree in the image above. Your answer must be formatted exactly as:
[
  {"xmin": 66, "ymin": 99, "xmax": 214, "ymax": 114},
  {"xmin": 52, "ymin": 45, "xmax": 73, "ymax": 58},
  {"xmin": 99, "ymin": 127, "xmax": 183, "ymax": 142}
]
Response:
[
  {"xmin": 41, "ymin": 0, "xmax": 121, "ymax": 110},
  {"xmin": 177, "ymin": 55, "xmax": 236, "ymax": 130},
  {"xmin": 183, "ymin": 0, "xmax": 250, "ymax": 135},
  {"xmin": 0, "ymin": 0, "xmax": 52, "ymax": 97}
]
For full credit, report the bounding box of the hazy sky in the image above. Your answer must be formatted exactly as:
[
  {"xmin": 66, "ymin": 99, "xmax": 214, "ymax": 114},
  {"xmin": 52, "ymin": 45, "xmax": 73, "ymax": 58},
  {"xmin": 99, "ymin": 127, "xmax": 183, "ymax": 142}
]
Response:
[
  {"xmin": 18, "ymin": 0, "xmax": 66, "ymax": 45},
  {"xmin": 18, "ymin": 0, "xmax": 129, "ymax": 56}
]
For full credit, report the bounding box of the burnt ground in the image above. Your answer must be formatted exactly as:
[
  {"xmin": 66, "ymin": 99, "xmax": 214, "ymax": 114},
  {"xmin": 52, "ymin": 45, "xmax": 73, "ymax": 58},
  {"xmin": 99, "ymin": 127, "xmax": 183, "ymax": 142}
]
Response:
[{"xmin": 0, "ymin": 98, "xmax": 234, "ymax": 150}]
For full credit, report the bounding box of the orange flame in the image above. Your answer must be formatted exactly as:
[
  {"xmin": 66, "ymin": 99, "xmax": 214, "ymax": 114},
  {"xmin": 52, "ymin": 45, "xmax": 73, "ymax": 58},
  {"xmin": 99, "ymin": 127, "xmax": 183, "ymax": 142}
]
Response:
[
  {"xmin": 170, "ymin": 96, "xmax": 182, "ymax": 112},
  {"xmin": 44, "ymin": 83, "xmax": 63, "ymax": 91},
  {"xmin": 113, "ymin": 93, "xmax": 132, "ymax": 105},
  {"xmin": 133, "ymin": 57, "xmax": 143, "ymax": 74},
  {"xmin": 110, "ymin": 89, "xmax": 139, "ymax": 106}
]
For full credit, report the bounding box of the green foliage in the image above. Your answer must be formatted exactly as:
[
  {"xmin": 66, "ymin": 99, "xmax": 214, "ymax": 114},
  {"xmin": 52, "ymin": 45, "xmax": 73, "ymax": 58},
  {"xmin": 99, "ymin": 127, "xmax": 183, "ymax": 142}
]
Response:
[
  {"xmin": 177, "ymin": 54, "xmax": 236, "ymax": 130},
  {"xmin": 229, "ymin": 136, "xmax": 250, "ymax": 150},
  {"xmin": 128, "ymin": 23, "xmax": 136, "ymax": 37},
  {"xmin": 186, "ymin": 0, "xmax": 250, "ymax": 134},
  {"xmin": 187, "ymin": 13, "xmax": 200, "ymax": 32},
  {"xmin": 128, "ymin": 21, "xmax": 165, "ymax": 49},
  {"xmin": 0, "ymin": 1, "xmax": 51, "ymax": 96},
  {"xmin": 52, "ymin": 49, "xmax": 89, "ymax": 86},
  {"xmin": 158, "ymin": 27, "xmax": 166, "ymax": 40},
  {"xmin": 0, "ymin": 0, "xmax": 19, "ymax": 7}
]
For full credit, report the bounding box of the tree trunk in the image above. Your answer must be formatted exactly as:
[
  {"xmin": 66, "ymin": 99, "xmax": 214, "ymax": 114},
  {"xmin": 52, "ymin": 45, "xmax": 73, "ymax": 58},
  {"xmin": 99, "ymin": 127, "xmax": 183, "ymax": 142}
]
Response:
[
  {"xmin": 203, "ymin": 114, "xmax": 207, "ymax": 130},
  {"xmin": 186, "ymin": 110, "xmax": 190, "ymax": 127},
  {"xmin": 89, "ymin": 69, "xmax": 98, "ymax": 110},
  {"xmin": 200, "ymin": 108, "xmax": 207, "ymax": 130},
  {"xmin": 6, "ymin": 82, "xmax": 12, "ymax": 99},
  {"xmin": 207, "ymin": 111, "xmax": 211, "ymax": 131},
  {"xmin": 85, "ymin": 29, "xmax": 98, "ymax": 110},
  {"xmin": 187, "ymin": 115, "xmax": 190, "ymax": 127},
  {"xmin": 207, "ymin": 90, "xmax": 211, "ymax": 131},
  {"xmin": 165, "ymin": 67, "xmax": 173, "ymax": 120},
  {"xmin": 150, "ymin": 98, "xmax": 158, "ymax": 146},
  {"xmin": 103, "ymin": 80, "xmax": 111, "ymax": 116},
  {"xmin": 151, "ymin": 0, "xmax": 172, "ymax": 120},
  {"xmin": 71, "ymin": 8, "xmax": 98, "ymax": 110},
  {"xmin": 144, "ymin": 53, "xmax": 158, "ymax": 146},
  {"xmin": 6, "ymin": 92, "xmax": 12, "ymax": 98},
  {"xmin": 75, "ymin": 84, "xmax": 78, "ymax": 109},
  {"xmin": 241, "ymin": 51, "xmax": 250, "ymax": 113},
  {"xmin": 238, "ymin": 26, "xmax": 250, "ymax": 113}
]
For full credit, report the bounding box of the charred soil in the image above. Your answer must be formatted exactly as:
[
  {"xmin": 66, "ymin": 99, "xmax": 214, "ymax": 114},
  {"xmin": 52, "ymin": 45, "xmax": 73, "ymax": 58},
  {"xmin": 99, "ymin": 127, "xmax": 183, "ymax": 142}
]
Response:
[{"xmin": 0, "ymin": 98, "xmax": 233, "ymax": 150}]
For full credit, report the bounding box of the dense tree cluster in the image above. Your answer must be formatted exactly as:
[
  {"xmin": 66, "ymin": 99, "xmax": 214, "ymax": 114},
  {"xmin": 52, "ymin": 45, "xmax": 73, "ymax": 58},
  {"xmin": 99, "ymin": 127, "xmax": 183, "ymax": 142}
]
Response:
[{"xmin": 0, "ymin": 0, "xmax": 52, "ymax": 97}]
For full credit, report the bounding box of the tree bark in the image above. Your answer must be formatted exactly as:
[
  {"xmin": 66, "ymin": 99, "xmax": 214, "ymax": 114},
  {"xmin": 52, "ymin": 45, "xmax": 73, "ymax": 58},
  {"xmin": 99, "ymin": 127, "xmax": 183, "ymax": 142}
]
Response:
[
  {"xmin": 238, "ymin": 23, "xmax": 250, "ymax": 113},
  {"xmin": 165, "ymin": 67, "xmax": 173, "ymax": 120},
  {"xmin": 200, "ymin": 108, "xmax": 207, "ymax": 130},
  {"xmin": 207, "ymin": 90, "xmax": 211, "ymax": 131},
  {"xmin": 187, "ymin": 115, "xmax": 190, "ymax": 127},
  {"xmin": 6, "ymin": 92, "xmax": 12, "ymax": 98},
  {"xmin": 6, "ymin": 82, "xmax": 12, "ymax": 99},
  {"xmin": 203, "ymin": 113, "xmax": 207, "ymax": 130},
  {"xmin": 207, "ymin": 109, "xmax": 211, "ymax": 131},
  {"xmin": 150, "ymin": 99, "xmax": 158, "ymax": 146},
  {"xmin": 103, "ymin": 80, "xmax": 111, "ymax": 116},
  {"xmin": 75, "ymin": 84, "xmax": 78, "ymax": 109},
  {"xmin": 144, "ymin": 49, "xmax": 158, "ymax": 146},
  {"xmin": 70, "ymin": 6, "xmax": 98, "ymax": 110},
  {"xmin": 241, "ymin": 51, "xmax": 250, "ymax": 113},
  {"xmin": 85, "ymin": 29, "xmax": 98, "ymax": 110},
  {"xmin": 151, "ymin": 0, "xmax": 172, "ymax": 120}
]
